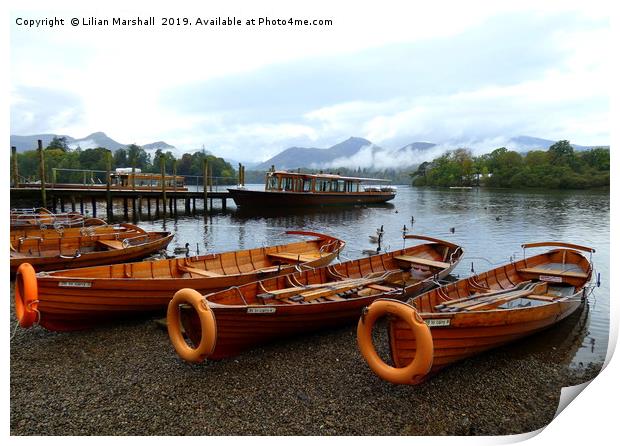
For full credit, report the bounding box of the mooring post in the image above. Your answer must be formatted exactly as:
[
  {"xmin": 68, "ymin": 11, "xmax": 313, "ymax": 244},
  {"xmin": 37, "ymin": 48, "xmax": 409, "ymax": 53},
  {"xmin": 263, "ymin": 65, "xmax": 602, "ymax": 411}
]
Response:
[
  {"xmin": 137, "ymin": 196, "xmax": 142, "ymax": 219},
  {"xmin": 60, "ymin": 196, "xmax": 65, "ymax": 212},
  {"xmin": 192, "ymin": 197, "xmax": 196, "ymax": 213},
  {"xmin": 80, "ymin": 196, "xmax": 84, "ymax": 214},
  {"xmin": 147, "ymin": 197, "xmax": 151, "ymax": 217},
  {"xmin": 123, "ymin": 197, "xmax": 129, "ymax": 219},
  {"xmin": 37, "ymin": 140, "xmax": 46, "ymax": 207},
  {"xmin": 155, "ymin": 197, "xmax": 160, "ymax": 217},
  {"xmin": 91, "ymin": 196, "xmax": 97, "ymax": 217},
  {"xmin": 238, "ymin": 163, "xmax": 242, "ymax": 185},
  {"xmin": 172, "ymin": 159, "xmax": 178, "ymax": 215},
  {"xmin": 160, "ymin": 157, "xmax": 167, "ymax": 217},
  {"xmin": 106, "ymin": 151, "xmax": 112, "ymax": 219},
  {"xmin": 70, "ymin": 194, "xmax": 76, "ymax": 212},
  {"xmin": 11, "ymin": 146, "xmax": 19, "ymax": 188},
  {"xmin": 207, "ymin": 157, "xmax": 209, "ymax": 212}
]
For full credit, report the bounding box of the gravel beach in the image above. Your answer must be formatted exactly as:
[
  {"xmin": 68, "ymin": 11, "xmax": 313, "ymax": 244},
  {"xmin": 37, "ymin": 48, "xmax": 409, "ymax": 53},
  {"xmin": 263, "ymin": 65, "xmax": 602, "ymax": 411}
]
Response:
[{"xmin": 10, "ymin": 283, "xmax": 602, "ymax": 436}]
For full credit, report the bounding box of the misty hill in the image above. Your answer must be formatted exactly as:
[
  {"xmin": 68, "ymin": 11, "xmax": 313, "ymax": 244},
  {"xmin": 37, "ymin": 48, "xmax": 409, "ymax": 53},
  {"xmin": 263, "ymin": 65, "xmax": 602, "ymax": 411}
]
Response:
[
  {"xmin": 256, "ymin": 137, "xmax": 376, "ymax": 170},
  {"xmin": 10, "ymin": 132, "xmax": 176, "ymax": 153},
  {"xmin": 505, "ymin": 136, "xmax": 600, "ymax": 152}
]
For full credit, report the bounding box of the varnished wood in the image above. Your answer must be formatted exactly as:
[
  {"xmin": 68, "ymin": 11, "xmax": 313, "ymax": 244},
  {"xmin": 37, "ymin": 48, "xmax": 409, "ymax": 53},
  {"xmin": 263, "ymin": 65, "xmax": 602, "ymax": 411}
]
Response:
[
  {"xmin": 27, "ymin": 232, "xmax": 346, "ymax": 331},
  {"xmin": 177, "ymin": 239, "xmax": 464, "ymax": 360},
  {"xmin": 381, "ymin": 245, "xmax": 593, "ymax": 384}
]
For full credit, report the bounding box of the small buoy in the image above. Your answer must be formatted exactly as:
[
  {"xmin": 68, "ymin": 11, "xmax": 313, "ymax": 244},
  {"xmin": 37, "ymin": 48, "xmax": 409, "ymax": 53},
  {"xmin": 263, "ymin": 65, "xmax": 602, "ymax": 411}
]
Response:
[
  {"xmin": 395, "ymin": 210, "xmax": 399, "ymax": 213},
  {"xmin": 496, "ymin": 216, "xmax": 501, "ymax": 221},
  {"xmin": 411, "ymin": 216, "xmax": 415, "ymax": 224},
  {"xmin": 450, "ymin": 227, "xmax": 455, "ymax": 233}
]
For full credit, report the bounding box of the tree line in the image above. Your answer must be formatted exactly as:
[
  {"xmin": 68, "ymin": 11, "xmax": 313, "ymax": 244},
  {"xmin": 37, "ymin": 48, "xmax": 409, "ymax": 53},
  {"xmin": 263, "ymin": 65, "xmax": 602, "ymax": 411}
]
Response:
[
  {"xmin": 410, "ymin": 141, "xmax": 609, "ymax": 189},
  {"xmin": 14, "ymin": 137, "xmax": 238, "ymax": 185}
]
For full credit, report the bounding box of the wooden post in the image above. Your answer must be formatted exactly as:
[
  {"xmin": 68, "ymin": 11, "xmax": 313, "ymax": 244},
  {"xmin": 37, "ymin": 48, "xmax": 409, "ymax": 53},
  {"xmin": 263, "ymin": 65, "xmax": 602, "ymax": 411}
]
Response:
[
  {"xmin": 11, "ymin": 146, "xmax": 19, "ymax": 188},
  {"xmin": 106, "ymin": 151, "xmax": 112, "ymax": 219},
  {"xmin": 137, "ymin": 196, "xmax": 142, "ymax": 219},
  {"xmin": 132, "ymin": 165, "xmax": 136, "ymax": 191},
  {"xmin": 192, "ymin": 197, "xmax": 196, "ymax": 213},
  {"xmin": 238, "ymin": 163, "xmax": 242, "ymax": 185},
  {"xmin": 91, "ymin": 196, "xmax": 97, "ymax": 217},
  {"xmin": 203, "ymin": 158, "xmax": 208, "ymax": 211},
  {"xmin": 70, "ymin": 194, "xmax": 76, "ymax": 212},
  {"xmin": 80, "ymin": 196, "xmax": 84, "ymax": 214},
  {"xmin": 172, "ymin": 159, "xmax": 178, "ymax": 215},
  {"xmin": 147, "ymin": 197, "xmax": 151, "ymax": 217},
  {"xmin": 155, "ymin": 198, "xmax": 160, "ymax": 217},
  {"xmin": 60, "ymin": 197, "xmax": 65, "ymax": 212},
  {"xmin": 38, "ymin": 140, "xmax": 46, "ymax": 207},
  {"xmin": 160, "ymin": 157, "xmax": 166, "ymax": 217},
  {"xmin": 123, "ymin": 197, "xmax": 129, "ymax": 219}
]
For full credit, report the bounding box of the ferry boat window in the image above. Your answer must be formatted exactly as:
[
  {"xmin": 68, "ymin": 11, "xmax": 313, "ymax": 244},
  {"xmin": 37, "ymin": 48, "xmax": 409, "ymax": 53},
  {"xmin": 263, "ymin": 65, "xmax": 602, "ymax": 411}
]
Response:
[
  {"xmin": 337, "ymin": 180, "xmax": 345, "ymax": 192},
  {"xmin": 283, "ymin": 177, "xmax": 294, "ymax": 191},
  {"xmin": 266, "ymin": 175, "xmax": 278, "ymax": 190},
  {"xmin": 303, "ymin": 179, "xmax": 312, "ymax": 191}
]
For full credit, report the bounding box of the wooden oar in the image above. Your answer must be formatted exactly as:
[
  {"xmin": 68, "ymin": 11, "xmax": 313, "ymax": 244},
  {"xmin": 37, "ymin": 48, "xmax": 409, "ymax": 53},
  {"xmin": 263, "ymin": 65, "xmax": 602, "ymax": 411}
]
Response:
[
  {"xmin": 444, "ymin": 283, "xmax": 547, "ymax": 312},
  {"xmin": 435, "ymin": 281, "xmax": 533, "ymax": 310}
]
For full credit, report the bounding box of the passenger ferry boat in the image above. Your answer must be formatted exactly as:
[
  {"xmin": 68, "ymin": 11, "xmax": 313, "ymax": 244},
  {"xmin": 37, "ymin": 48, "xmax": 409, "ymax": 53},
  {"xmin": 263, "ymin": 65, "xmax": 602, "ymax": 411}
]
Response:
[{"xmin": 227, "ymin": 170, "xmax": 396, "ymax": 207}]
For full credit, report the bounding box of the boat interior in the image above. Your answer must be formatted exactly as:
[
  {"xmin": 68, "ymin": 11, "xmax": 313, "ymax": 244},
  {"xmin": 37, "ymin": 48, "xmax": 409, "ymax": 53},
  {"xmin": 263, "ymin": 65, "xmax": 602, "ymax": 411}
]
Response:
[
  {"xmin": 409, "ymin": 248, "xmax": 592, "ymax": 314},
  {"xmin": 200, "ymin": 241, "xmax": 463, "ymax": 307},
  {"xmin": 10, "ymin": 225, "xmax": 166, "ymax": 257},
  {"xmin": 42, "ymin": 235, "xmax": 345, "ymax": 279}
]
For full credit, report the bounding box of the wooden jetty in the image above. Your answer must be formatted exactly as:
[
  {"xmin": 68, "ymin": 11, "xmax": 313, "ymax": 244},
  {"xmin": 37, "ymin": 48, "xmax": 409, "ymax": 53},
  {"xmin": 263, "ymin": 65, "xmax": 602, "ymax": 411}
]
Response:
[{"xmin": 10, "ymin": 140, "xmax": 241, "ymax": 219}]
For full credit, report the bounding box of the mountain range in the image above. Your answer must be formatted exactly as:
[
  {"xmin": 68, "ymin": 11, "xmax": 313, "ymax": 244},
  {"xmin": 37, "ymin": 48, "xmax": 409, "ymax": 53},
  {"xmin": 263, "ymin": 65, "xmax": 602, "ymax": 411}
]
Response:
[
  {"xmin": 10, "ymin": 131, "xmax": 606, "ymax": 171},
  {"xmin": 9, "ymin": 132, "xmax": 174, "ymax": 154}
]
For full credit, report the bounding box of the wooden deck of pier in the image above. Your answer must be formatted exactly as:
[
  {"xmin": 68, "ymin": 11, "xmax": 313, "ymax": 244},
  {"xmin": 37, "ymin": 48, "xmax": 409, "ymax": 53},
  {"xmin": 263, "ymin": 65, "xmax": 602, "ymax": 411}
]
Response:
[
  {"xmin": 10, "ymin": 140, "xmax": 247, "ymax": 219},
  {"xmin": 10, "ymin": 186, "xmax": 232, "ymax": 219}
]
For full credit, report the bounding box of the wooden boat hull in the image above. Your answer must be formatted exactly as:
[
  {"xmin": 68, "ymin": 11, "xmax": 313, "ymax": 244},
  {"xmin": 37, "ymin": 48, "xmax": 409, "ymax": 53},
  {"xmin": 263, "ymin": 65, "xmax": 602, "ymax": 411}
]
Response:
[
  {"xmin": 11, "ymin": 231, "xmax": 173, "ymax": 273},
  {"xmin": 21, "ymin": 232, "xmax": 345, "ymax": 331},
  {"xmin": 173, "ymin": 235, "xmax": 464, "ymax": 361},
  {"xmin": 227, "ymin": 188, "xmax": 396, "ymax": 207},
  {"xmin": 358, "ymin": 243, "xmax": 594, "ymax": 384},
  {"xmin": 390, "ymin": 296, "xmax": 584, "ymax": 376}
]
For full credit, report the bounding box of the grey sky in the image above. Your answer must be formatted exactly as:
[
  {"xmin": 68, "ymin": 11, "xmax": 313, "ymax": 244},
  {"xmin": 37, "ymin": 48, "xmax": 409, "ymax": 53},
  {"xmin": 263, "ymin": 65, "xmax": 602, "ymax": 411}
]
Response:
[{"xmin": 10, "ymin": 1, "xmax": 610, "ymax": 162}]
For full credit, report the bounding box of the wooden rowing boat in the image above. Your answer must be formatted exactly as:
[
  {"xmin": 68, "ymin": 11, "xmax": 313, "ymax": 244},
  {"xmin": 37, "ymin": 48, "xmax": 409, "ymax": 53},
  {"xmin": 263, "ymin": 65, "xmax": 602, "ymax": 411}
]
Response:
[
  {"xmin": 10, "ymin": 223, "xmax": 173, "ymax": 273},
  {"xmin": 10, "ymin": 208, "xmax": 104, "ymax": 229},
  {"xmin": 14, "ymin": 231, "xmax": 345, "ymax": 331},
  {"xmin": 11, "ymin": 222, "xmax": 133, "ymax": 244},
  {"xmin": 166, "ymin": 235, "xmax": 464, "ymax": 362},
  {"xmin": 356, "ymin": 242, "xmax": 595, "ymax": 385}
]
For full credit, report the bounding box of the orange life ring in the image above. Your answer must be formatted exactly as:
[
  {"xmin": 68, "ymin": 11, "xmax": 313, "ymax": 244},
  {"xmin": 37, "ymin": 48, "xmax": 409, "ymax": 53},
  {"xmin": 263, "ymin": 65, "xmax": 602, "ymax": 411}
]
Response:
[
  {"xmin": 15, "ymin": 263, "xmax": 39, "ymax": 328},
  {"xmin": 357, "ymin": 299, "xmax": 434, "ymax": 385},
  {"xmin": 167, "ymin": 288, "xmax": 217, "ymax": 363}
]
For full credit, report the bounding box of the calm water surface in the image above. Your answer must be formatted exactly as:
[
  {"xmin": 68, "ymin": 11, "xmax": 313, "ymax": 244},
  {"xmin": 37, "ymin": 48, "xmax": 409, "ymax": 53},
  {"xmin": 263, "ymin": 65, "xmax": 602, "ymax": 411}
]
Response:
[{"xmin": 114, "ymin": 186, "xmax": 610, "ymax": 369}]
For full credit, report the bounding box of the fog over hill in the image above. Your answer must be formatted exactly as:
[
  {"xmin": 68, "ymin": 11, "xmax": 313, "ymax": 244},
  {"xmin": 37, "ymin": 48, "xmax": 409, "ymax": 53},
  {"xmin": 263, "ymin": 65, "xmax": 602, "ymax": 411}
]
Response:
[{"xmin": 10, "ymin": 131, "xmax": 606, "ymax": 171}]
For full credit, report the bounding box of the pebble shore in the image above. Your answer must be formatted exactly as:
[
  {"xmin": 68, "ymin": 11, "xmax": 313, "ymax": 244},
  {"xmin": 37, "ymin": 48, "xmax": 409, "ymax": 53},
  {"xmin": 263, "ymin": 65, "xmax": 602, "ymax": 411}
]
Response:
[{"xmin": 10, "ymin": 285, "xmax": 602, "ymax": 436}]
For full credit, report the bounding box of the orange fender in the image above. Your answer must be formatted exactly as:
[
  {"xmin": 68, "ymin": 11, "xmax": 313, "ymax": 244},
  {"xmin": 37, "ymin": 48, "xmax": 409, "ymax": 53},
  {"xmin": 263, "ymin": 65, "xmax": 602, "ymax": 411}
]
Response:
[
  {"xmin": 15, "ymin": 263, "xmax": 39, "ymax": 328},
  {"xmin": 167, "ymin": 288, "xmax": 217, "ymax": 363},
  {"xmin": 357, "ymin": 299, "xmax": 434, "ymax": 385}
]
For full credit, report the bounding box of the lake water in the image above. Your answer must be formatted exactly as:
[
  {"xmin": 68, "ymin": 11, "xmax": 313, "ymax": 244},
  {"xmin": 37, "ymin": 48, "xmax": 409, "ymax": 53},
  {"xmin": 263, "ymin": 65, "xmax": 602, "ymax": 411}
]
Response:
[{"xmin": 110, "ymin": 185, "xmax": 610, "ymax": 369}]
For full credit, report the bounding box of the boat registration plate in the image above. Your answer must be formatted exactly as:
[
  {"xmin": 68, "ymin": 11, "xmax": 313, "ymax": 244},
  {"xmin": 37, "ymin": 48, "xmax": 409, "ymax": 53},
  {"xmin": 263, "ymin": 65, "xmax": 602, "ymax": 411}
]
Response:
[
  {"xmin": 59, "ymin": 281, "xmax": 92, "ymax": 288},
  {"xmin": 426, "ymin": 318, "xmax": 450, "ymax": 327},
  {"xmin": 247, "ymin": 307, "xmax": 276, "ymax": 314},
  {"xmin": 540, "ymin": 275, "xmax": 562, "ymax": 283}
]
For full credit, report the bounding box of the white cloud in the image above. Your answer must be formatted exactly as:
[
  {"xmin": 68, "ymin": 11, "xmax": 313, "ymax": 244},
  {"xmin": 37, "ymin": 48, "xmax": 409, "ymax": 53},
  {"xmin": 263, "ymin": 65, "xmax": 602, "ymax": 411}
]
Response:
[{"xmin": 10, "ymin": 0, "xmax": 610, "ymax": 161}]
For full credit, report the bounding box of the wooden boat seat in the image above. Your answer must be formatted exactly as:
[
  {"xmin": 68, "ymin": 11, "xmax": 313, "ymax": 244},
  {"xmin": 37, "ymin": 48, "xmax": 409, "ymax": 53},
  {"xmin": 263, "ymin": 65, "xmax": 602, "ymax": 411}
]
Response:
[
  {"xmin": 526, "ymin": 294, "xmax": 559, "ymax": 302},
  {"xmin": 96, "ymin": 240, "xmax": 125, "ymax": 250},
  {"xmin": 267, "ymin": 252, "xmax": 321, "ymax": 263},
  {"xmin": 517, "ymin": 267, "xmax": 588, "ymax": 279},
  {"xmin": 178, "ymin": 265, "xmax": 222, "ymax": 278},
  {"xmin": 393, "ymin": 255, "xmax": 450, "ymax": 269}
]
